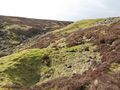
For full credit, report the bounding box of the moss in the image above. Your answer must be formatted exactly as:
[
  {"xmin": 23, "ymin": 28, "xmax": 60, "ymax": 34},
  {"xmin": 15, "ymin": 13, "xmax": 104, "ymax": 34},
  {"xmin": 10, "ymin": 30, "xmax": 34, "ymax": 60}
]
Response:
[
  {"xmin": 37, "ymin": 43, "xmax": 102, "ymax": 84},
  {"xmin": 71, "ymin": 18, "xmax": 105, "ymax": 28},
  {"xmin": 52, "ymin": 18, "xmax": 106, "ymax": 34},
  {"xmin": 9, "ymin": 40, "xmax": 20, "ymax": 45},
  {"xmin": 0, "ymin": 42, "xmax": 102, "ymax": 86},
  {"xmin": 0, "ymin": 49, "xmax": 51, "ymax": 86},
  {"xmin": 49, "ymin": 38, "xmax": 67, "ymax": 49},
  {"xmin": 4, "ymin": 24, "xmax": 32, "ymax": 31},
  {"xmin": 66, "ymin": 43, "xmax": 96, "ymax": 52},
  {"xmin": 109, "ymin": 63, "xmax": 120, "ymax": 72}
]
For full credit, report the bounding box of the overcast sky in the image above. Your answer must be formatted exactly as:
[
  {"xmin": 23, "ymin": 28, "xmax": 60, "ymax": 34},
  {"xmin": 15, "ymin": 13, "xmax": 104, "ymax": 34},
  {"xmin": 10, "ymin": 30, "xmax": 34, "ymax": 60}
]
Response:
[{"xmin": 0, "ymin": 0, "xmax": 120, "ymax": 21}]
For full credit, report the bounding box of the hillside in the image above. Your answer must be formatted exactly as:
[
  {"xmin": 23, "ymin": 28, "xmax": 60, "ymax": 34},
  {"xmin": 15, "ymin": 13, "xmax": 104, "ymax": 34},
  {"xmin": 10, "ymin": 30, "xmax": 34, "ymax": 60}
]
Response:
[
  {"xmin": 0, "ymin": 16, "xmax": 120, "ymax": 90},
  {"xmin": 0, "ymin": 16, "xmax": 72, "ymax": 56}
]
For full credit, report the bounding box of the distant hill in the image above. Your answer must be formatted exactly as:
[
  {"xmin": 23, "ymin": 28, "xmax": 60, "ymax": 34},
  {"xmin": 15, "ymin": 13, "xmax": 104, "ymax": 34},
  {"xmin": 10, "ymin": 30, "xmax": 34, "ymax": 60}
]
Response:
[
  {"xmin": 0, "ymin": 16, "xmax": 72, "ymax": 56},
  {"xmin": 0, "ymin": 16, "xmax": 120, "ymax": 90}
]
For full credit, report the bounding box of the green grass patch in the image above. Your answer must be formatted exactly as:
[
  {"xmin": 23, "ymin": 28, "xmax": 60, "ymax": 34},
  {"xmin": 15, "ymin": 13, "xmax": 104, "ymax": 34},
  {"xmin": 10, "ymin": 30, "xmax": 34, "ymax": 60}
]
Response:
[
  {"xmin": 109, "ymin": 63, "xmax": 120, "ymax": 72},
  {"xmin": 0, "ymin": 42, "xmax": 102, "ymax": 86},
  {"xmin": 4, "ymin": 24, "xmax": 32, "ymax": 31}
]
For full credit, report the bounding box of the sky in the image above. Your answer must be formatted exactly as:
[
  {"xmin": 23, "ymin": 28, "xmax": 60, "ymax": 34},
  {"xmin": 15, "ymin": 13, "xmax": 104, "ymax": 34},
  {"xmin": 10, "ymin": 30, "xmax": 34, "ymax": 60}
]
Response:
[{"xmin": 0, "ymin": 0, "xmax": 120, "ymax": 21}]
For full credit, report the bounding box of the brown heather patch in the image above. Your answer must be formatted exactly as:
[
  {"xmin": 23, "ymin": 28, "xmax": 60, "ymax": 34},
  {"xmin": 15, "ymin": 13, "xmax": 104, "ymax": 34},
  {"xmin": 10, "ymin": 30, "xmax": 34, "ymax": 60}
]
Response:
[{"xmin": 22, "ymin": 71, "xmax": 120, "ymax": 90}]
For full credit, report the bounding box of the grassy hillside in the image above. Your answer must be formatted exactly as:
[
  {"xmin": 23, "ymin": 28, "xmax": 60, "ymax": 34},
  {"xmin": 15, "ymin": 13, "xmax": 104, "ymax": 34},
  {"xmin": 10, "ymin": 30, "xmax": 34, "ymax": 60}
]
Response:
[{"xmin": 0, "ymin": 17, "xmax": 120, "ymax": 90}]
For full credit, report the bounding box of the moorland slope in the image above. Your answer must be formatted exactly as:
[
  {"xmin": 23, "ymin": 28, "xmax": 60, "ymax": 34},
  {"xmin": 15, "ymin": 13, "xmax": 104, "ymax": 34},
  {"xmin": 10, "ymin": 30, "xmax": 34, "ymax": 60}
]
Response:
[{"xmin": 0, "ymin": 16, "xmax": 120, "ymax": 90}]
